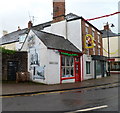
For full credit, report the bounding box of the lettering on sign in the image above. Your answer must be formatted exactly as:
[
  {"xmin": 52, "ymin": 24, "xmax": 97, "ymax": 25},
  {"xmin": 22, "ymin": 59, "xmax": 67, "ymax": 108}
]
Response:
[{"xmin": 49, "ymin": 62, "xmax": 58, "ymax": 65}]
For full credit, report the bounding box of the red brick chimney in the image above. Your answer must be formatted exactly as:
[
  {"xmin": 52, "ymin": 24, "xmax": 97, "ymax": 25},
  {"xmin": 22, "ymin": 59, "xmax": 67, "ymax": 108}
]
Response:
[
  {"xmin": 28, "ymin": 21, "xmax": 33, "ymax": 29},
  {"xmin": 104, "ymin": 24, "xmax": 110, "ymax": 31},
  {"xmin": 53, "ymin": 0, "xmax": 65, "ymax": 23}
]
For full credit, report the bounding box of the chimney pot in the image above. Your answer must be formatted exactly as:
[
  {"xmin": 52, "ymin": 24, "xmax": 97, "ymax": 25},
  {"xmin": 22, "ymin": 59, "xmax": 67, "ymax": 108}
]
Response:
[
  {"xmin": 104, "ymin": 24, "xmax": 110, "ymax": 31},
  {"xmin": 28, "ymin": 21, "xmax": 33, "ymax": 29},
  {"xmin": 18, "ymin": 26, "xmax": 21, "ymax": 31}
]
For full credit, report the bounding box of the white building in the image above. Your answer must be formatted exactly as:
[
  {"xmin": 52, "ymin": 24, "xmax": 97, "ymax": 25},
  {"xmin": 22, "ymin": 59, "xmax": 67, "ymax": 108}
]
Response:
[{"xmin": 101, "ymin": 25, "xmax": 120, "ymax": 73}]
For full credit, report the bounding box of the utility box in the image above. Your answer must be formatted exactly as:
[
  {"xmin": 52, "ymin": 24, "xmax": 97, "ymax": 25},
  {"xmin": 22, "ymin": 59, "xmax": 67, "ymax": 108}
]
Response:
[{"xmin": 16, "ymin": 72, "xmax": 30, "ymax": 83}]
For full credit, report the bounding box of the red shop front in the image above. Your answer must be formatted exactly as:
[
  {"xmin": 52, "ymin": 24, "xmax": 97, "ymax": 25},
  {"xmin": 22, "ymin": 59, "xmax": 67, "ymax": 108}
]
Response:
[{"xmin": 59, "ymin": 50, "xmax": 83, "ymax": 83}]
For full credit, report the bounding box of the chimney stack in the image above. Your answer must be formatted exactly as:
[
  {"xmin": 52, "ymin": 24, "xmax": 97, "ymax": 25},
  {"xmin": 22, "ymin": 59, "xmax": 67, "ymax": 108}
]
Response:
[
  {"xmin": 104, "ymin": 24, "xmax": 110, "ymax": 31},
  {"xmin": 28, "ymin": 21, "xmax": 33, "ymax": 29},
  {"xmin": 53, "ymin": 0, "xmax": 65, "ymax": 23}
]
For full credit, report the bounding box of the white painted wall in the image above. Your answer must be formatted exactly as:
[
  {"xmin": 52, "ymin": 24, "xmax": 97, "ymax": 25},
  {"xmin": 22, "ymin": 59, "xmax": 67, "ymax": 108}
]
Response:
[
  {"xmin": 67, "ymin": 19, "xmax": 82, "ymax": 51},
  {"xmin": 103, "ymin": 36, "xmax": 119, "ymax": 60},
  {"xmin": 43, "ymin": 20, "xmax": 66, "ymax": 38},
  {"xmin": 83, "ymin": 54, "xmax": 94, "ymax": 80},
  {"xmin": 43, "ymin": 19, "xmax": 82, "ymax": 51},
  {"xmin": 21, "ymin": 30, "xmax": 62, "ymax": 84},
  {"xmin": 46, "ymin": 49, "xmax": 60, "ymax": 84}
]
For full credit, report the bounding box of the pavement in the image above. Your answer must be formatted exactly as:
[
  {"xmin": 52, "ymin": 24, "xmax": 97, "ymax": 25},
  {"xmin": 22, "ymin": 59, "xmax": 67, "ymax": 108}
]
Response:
[{"xmin": 2, "ymin": 74, "xmax": 119, "ymax": 96}]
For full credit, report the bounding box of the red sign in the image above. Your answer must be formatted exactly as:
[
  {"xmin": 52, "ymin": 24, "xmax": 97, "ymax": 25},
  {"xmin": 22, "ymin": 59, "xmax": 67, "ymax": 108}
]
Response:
[{"xmin": 107, "ymin": 59, "xmax": 115, "ymax": 61}]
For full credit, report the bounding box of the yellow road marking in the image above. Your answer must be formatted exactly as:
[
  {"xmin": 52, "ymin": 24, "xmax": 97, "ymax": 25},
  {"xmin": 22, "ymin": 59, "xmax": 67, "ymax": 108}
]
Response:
[{"xmin": 1, "ymin": 83, "xmax": 118, "ymax": 98}]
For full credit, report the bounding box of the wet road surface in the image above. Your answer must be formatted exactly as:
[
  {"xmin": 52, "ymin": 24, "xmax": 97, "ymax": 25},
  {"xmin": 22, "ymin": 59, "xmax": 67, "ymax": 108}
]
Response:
[{"xmin": 2, "ymin": 83, "xmax": 119, "ymax": 112}]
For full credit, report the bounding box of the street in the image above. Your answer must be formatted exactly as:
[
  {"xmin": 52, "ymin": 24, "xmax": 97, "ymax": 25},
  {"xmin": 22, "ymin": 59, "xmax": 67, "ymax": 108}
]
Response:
[{"xmin": 2, "ymin": 83, "xmax": 119, "ymax": 112}]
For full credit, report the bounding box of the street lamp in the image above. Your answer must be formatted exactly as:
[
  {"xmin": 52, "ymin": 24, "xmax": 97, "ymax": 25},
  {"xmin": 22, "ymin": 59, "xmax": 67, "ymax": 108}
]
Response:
[{"xmin": 105, "ymin": 22, "xmax": 115, "ymax": 76}]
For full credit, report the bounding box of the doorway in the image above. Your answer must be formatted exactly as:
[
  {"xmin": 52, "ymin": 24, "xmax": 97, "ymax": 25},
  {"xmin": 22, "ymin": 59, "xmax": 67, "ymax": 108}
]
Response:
[
  {"xmin": 7, "ymin": 61, "xmax": 18, "ymax": 81},
  {"xmin": 74, "ymin": 57, "xmax": 81, "ymax": 82}
]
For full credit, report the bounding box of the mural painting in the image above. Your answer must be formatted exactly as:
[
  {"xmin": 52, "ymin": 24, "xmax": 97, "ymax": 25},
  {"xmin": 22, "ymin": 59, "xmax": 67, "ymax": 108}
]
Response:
[{"xmin": 28, "ymin": 34, "xmax": 45, "ymax": 80}]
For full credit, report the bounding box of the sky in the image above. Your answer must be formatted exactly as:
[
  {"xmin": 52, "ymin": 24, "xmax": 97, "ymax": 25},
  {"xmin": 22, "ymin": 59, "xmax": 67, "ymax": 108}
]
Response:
[{"xmin": 0, "ymin": 0, "xmax": 119, "ymax": 37}]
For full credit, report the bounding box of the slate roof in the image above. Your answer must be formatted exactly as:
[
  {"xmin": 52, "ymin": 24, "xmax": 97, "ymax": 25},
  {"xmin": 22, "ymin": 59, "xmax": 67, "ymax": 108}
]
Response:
[
  {"xmin": 65, "ymin": 13, "xmax": 81, "ymax": 21},
  {"xmin": 1, "ymin": 28, "xmax": 29, "ymax": 45},
  {"xmin": 101, "ymin": 30, "xmax": 119, "ymax": 38},
  {"xmin": 32, "ymin": 29, "xmax": 82, "ymax": 53},
  {"xmin": 1, "ymin": 13, "xmax": 101, "ymax": 45}
]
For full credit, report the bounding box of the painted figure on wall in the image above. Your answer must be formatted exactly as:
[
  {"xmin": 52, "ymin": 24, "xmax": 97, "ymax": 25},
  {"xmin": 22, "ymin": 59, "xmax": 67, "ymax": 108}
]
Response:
[{"xmin": 28, "ymin": 34, "xmax": 45, "ymax": 80}]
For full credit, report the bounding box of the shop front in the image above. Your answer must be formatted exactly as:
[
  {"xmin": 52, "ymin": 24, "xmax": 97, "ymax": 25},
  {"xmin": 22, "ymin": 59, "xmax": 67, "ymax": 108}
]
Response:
[
  {"xmin": 92, "ymin": 55, "xmax": 107, "ymax": 78},
  {"xmin": 59, "ymin": 50, "xmax": 83, "ymax": 83}
]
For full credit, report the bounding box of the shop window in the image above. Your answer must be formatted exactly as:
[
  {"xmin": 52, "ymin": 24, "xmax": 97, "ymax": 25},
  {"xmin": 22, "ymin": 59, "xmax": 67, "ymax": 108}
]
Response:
[
  {"xmin": 86, "ymin": 61, "xmax": 90, "ymax": 74},
  {"xmin": 110, "ymin": 62, "xmax": 120, "ymax": 71},
  {"xmin": 61, "ymin": 56, "xmax": 74, "ymax": 78}
]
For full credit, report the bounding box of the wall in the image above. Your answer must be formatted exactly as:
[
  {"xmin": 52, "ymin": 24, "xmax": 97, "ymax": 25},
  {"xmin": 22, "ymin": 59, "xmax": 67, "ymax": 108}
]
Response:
[
  {"xmin": 25, "ymin": 30, "xmax": 48, "ymax": 84},
  {"xmin": 2, "ymin": 43, "xmax": 16, "ymax": 50},
  {"xmin": 83, "ymin": 54, "xmax": 94, "ymax": 80},
  {"xmin": 81, "ymin": 20, "xmax": 103, "ymax": 56},
  {"xmin": 67, "ymin": 19, "xmax": 82, "ymax": 51},
  {"xmin": 46, "ymin": 49, "xmax": 60, "ymax": 84},
  {"xmin": 2, "ymin": 52, "xmax": 27, "ymax": 80},
  {"xmin": 103, "ymin": 36, "xmax": 119, "ymax": 60},
  {"xmin": 43, "ymin": 20, "xmax": 66, "ymax": 38}
]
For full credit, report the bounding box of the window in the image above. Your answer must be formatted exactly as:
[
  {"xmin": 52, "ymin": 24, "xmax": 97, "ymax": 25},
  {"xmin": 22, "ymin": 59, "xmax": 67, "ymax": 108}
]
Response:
[
  {"xmin": 86, "ymin": 61, "xmax": 90, "ymax": 74},
  {"xmin": 86, "ymin": 49, "xmax": 89, "ymax": 55},
  {"xmin": 19, "ymin": 34, "xmax": 27, "ymax": 43},
  {"xmin": 61, "ymin": 56, "xmax": 74, "ymax": 78},
  {"xmin": 93, "ymin": 47, "xmax": 95, "ymax": 55},
  {"xmin": 98, "ymin": 47, "xmax": 101, "ymax": 55},
  {"xmin": 92, "ymin": 31, "xmax": 95, "ymax": 38},
  {"xmin": 98, "ymin": 35, "xmax": 100, "ymax": 43},
  {"xmin": 110, "ymin": 62, "xmax": 120, "ymax": 71},
  {"xmin": 98, "ymin": 48, "xmax": 100, "ymax": 55},
  {"xmin": 85, "ymin": 26, "xmax": 89, "ymax": 34}
]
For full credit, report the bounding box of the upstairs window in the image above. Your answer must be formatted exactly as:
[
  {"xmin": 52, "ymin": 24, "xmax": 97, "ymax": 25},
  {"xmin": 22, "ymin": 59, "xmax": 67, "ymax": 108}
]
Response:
[{"xmin": 85, "ymin": 26, "xmax": 89, "ymax": 34}]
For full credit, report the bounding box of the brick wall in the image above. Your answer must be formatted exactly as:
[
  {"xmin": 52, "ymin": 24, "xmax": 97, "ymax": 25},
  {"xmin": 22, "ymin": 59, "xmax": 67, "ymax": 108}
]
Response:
[
  {"xmin": 81, "ymin": 19, "xmax": 103, "ymax": 56},
  {"xmin": 2, "ymin": 52, "xmax": 27, "ymax": 80},
  {"xmin": 53, "ymin": 0, "xmax": 65, "ymax": 23}
]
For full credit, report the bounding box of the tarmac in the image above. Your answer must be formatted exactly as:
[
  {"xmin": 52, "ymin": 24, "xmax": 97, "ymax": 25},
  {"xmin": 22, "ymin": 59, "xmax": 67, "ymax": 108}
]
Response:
[{"xmin": 2, "ymin": 74, "xmax": 119, "ymax": 96}]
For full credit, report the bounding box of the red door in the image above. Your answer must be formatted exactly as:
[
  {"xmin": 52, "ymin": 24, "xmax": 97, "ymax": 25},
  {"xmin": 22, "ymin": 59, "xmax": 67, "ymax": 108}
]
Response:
[{"xmin": 74, "ymin": 57, "xmax": 81, "ymax": 82}]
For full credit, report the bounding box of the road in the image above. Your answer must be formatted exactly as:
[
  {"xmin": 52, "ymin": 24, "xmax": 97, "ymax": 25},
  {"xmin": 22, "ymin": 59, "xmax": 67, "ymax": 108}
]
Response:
[{"xmin": 2, "ymin": 83, "xmax": 119, "ymax": 112}]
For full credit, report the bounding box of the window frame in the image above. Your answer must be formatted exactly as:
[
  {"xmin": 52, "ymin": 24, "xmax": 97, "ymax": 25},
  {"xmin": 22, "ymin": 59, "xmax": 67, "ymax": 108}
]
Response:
[{"xmin": 86, "ymin": 61, "xmax": 91, "ymax": 74}]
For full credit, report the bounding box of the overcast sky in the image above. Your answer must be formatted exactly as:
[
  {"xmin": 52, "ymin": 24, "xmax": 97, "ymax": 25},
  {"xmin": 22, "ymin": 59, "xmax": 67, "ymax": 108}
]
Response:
[{"xmin": 0, "ymin": 0, "xmax": 119, "ymax": 37}]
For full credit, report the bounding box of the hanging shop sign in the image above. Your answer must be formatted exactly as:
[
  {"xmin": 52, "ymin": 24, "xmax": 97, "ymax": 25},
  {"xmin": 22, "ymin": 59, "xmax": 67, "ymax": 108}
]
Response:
[{"xmin": 84, "ymin": 34, "xmax": 94, "ymax": 48}]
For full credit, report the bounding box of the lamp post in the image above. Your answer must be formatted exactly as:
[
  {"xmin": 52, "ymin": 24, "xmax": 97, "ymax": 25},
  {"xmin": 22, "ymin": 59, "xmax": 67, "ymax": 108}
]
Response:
[{"xmin": 106, "ymin": 22, "xmax": 115, "ymax": 76}]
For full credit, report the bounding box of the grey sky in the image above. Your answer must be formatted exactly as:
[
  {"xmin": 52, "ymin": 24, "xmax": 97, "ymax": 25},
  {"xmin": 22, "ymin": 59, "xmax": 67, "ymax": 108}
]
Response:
[{"xmin": 0, "ymin": 0, "xmax": 119, "ymax": 37}]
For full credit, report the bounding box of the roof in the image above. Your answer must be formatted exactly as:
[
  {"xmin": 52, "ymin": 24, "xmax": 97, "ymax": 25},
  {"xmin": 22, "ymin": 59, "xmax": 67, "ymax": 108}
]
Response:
[
  {"xmin": 101, "ymin": 30, "xmax": 119, "ymax": 38},
  {"xmin": 1, "ymin": 13, "xmax": 102, "ymax": 44},
  {"xmin": 1, "ymin": 28, "xmax": 29, "ymax": 45},
  {"xmin": 65, "ymin": 13, "xmax": 102, "ymax": 34},
  {"xmin": 32, "ymin": 29, "xmax": 82, "ymax": 53},
  {"xmin": 65, "ymin": 13, "xmax": 81, "ymax": 21}
]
